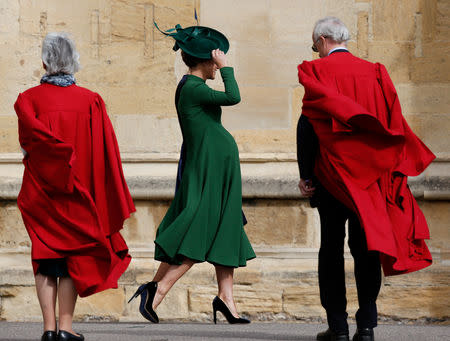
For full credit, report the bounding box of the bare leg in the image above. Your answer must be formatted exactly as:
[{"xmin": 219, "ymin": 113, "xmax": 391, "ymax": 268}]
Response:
[
  {"xmin": 58, "ymin": 277, "xmax": 79, "ymax": 335},
  {"xmin": 35, "ymin": 273, "xmax": 57, "ymax": 332},
  {"xmin": 215, "ymin": 265, "xmax": 239, "ymax": 318},
  {"xmin": 152, "ymin": 262, "xmax": 171, "ymax": 282},
  {"xmin": 152, "ymin": 259, "xmax": 195, "ymax": 309}
]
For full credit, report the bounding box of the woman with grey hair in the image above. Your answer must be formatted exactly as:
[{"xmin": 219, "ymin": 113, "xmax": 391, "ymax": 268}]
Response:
[{"xmin": 14, "ymin": 32, "xmax": 135, "ymax": 341}]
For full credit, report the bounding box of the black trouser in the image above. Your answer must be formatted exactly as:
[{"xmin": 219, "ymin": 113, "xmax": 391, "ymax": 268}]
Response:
[{"xmin": 316, "ymin": 187, "xmax": 381, "ymax": 333}]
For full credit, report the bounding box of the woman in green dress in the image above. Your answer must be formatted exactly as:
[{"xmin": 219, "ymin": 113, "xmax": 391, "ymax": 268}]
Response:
[{"xmin": 129, "ymin": 25, "xmax": 255, "ymax": 324}]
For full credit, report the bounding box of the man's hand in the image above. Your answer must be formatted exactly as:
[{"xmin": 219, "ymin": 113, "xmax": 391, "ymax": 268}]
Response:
[{"xmin": 298, "ymin": 179, "xmax": 315, "ymax": 197}]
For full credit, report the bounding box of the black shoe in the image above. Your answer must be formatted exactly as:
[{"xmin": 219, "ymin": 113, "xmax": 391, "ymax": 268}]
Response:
[
  {"xmin": 212, "ymin": 296, "xmax": 250, "ymax": 324},
  {"xmin": 41, "ymin": 331, "xmax": 57, "ymax": 341},
  {"xmin": 352, "ymin": 328, "xmax": 374, "ymax": 341},
  {"xmin": 317, "ymin": 328, "xmax": 350, "ymax": 341},
  {"xmin": 58, "ymin": 330, "xmax": 85, "ymax": 341},
  {"xmin": 128, "ymin": 281, "xmax": 159, "ymax": 323}
]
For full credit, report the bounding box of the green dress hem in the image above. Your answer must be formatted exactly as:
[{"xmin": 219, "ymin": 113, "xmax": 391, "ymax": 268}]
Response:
[{"xmin": 155, "ymin": 241, "xmax": 256, "ymax": 268}]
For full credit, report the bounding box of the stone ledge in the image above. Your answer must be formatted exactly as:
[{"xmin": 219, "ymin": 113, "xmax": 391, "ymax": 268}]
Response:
[
  {"xmin": 1, "ymin": 153, "xmax": 449, "ymax": 200},
  {"xmin": 0, "ymin": 246, "xmax": 444, "ymax": 262},
  {"xmin": 2, "ymin": 152, "xmax": 450, "ymax": 163}
]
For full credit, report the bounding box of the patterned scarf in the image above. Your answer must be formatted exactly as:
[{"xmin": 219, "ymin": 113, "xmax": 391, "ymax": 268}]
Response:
[{"xmin": 40, "ymin": 73, "xmax": 76, "ymax": 87}]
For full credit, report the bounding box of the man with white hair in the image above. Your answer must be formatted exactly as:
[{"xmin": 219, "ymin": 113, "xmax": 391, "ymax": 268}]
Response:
[{"xmin": 297, "ymin": 17, "xmax": 434, "ymax": 341}]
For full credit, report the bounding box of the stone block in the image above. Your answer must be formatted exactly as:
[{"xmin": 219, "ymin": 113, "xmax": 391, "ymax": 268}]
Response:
[
  {"xmin": 232, "ymin": 128, "xmax": 296, "ymax": 154},
  {"xmin": 435, "ymin": 0, "xmax": 450, "ymax": 41},
  {"xmin": 75, "ymin": 288, "xmax": 125, "ymax": 321},
  {"xmin": 0, "ymin": 268, "xmax": 34, "ymax": 286},
  {"xmin": 383, "ymin": 264, "xmax": 450, "ymax": 287},
  {"xmin": 121, "ymin": 202, "xmax": 159, "ymax": 247},
  {"xmin": 0, "ymin": 116, "xmax": 19, "ymax": 153},
  {"xmin": 268, "ymin": 0, "xmax": 323, "ymax": 45},
  {"xmin": 235, "ymin": 43, "xmax": 304, "ymax": 87},
  {"xmin": 200, "ymin": 0, "xmax": 271, "ymax": 43},
  {"xmin": 112, "ymin": 114, "xmax": 181, "ymax": 154},
  {"xmin": 410, "ymin": 42, "xmax": 450, "ymax": 83},
  {"xmin": 0, "ymin": 286, "xmax": 42, "ymax": 321},
  {"xmin": 234, "ymin": 267, "xmax": 262, "ymax": 285},
  {"xmin": 121, "ymin": 257, "xmax": 157, "ymax": 285},
  {"xmin": 100, "ymin": 85, "xmax": 176, "ymax": 117},
  {"xmin": 157, "ymin": 286, "xmax": 189, "ymax": 320},
  {"xmin": 372, "ymin": 0, "xmax": 420, "ymax": 42},
  {"xmin": 18, "ymin": 0, "xmax": 42, "ymax": 36},
  {"xmin": 152, "ymin": 0, "xmax": 197, "ymax": 32},
  {"xmin": 417, "ymin": 201, "xmax": 450, "ymax": 252},
  {"xmin": 418, "ymin": 0, "xmax": 438, "ymax": 43},
  {"xmin": 258, "ymin": 258, "xmax": 318, "ymax": 285},
  {"xmin": 357, "ymin": 12, "xmax": 369, "ymax": 58},
  {"xmin": 244, "ymin": 200, "xmax": 308, "ymax": 247},
  {"xmin": 283, "ymin": 285, "xmax": 360, "ymax": 318},
  {"xmin": 0, "ymin": 203, "xmax": 29, "ymax": 249},
  {"xmin": 402, "ymin": 113, "xmax": 450, "ymax": 154},
  {"xmin": 178, "ymin": 262, "xmax": 216, "ymax": 286},
  {"xmin": 397, "ymin": 84, "xmax": 450, "ymax": 115},
  {"xmin": 378, "ymin": 286, "xmax": 450, "ymax": 319},
  {"xmin": 111, "ymin": 1, "xmax": 145, "ymax": 41},
  {"xmin": 282, "ymin": 286, "xmax": 325, "ymax": 317},
  {"xmin": 368, "ymin": 42, "xmax": 414, "ymax": 83},
  {"xmin": 222, "ymin": 86, "xmax": 291, "ymax": 130},
  {"xmin": 78, "ymin": 43, "xmax": 177, "ymax": 90},
  {"xmin": 0, "ymin": 0, "xmax": 19, "ymax": 36}
]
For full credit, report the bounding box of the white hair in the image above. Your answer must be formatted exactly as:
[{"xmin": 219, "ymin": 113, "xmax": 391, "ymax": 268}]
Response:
[
  {"xmin": 41, "ymin": 32, "xmax": 80, "ymax": 75},
  {"xmin": 313, "ymin": 17, "xmax": 350, "ymax": 44}
]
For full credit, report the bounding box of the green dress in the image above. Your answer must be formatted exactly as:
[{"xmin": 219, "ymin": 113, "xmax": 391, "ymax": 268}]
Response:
[{"xmin": 154, "ymin": 67, "xmax": 256, "ymax": 267}]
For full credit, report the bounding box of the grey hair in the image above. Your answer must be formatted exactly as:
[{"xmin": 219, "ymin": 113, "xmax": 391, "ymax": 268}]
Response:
[
  {"xmin": 41, "ymin": 32, "xmax": 80, "ymax": 75},
  {"xmin": 313, "ymin": 17, "xmax": 350, "ymax": 44}
]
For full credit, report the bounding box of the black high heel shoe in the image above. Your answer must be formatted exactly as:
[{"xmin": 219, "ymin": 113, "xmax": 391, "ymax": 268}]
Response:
[
  {"xmin": 212, "ymin": 296, "xmax": 250, "ymax": 324},
  {"xmin": 128, "ymin": 281, "xmax": 159, "ymax": 323},
  {"xmin": 41, "ymin": 331, "xmax": 57, "ymax": 341},
  {"xmin": 57, "ymin": 330, "xmax": 85, "ymax": 341}
]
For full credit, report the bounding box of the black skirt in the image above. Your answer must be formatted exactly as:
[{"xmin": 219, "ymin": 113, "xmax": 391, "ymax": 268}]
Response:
[{"xmin": 36, "ymin": 258, "xmax": 69, "ymax": 277}]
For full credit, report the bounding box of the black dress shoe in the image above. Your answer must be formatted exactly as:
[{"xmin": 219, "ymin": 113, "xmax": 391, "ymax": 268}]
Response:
[
  {"xmin": 317, "ymin": 328, "xmax": 350, "ymax": 341},
  {"xmin": 41, "ymin": 331, "xmax": 57, "ymax": 341},
  {"xmin": 128, "ymin": 281, "xmax": 159, "ymax": 323},
  {"xmin": 58, "ymin": 330, "xmax": 85, "ymax": 341},
  {"xmin": 352, "ymin": 328, "xmax": 374, "ymax": 341},
  {"xmin": 212, "ymin": 296, "xmax": 250, "ymax": 324}
]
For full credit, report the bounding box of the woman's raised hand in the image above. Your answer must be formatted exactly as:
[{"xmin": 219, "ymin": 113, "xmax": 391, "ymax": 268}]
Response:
[{"xmin": 211, "ymin": 49, "xmax": 227, "ymax": 69}]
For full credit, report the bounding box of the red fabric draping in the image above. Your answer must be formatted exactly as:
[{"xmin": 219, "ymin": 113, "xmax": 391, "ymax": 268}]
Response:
[
  {"xmin": 298, "ymin": 53, "xmax": 435, "ymax": 276},
  {"xmin": 15, "ymin": 84, "xmax": 135, "ymax": 296}
]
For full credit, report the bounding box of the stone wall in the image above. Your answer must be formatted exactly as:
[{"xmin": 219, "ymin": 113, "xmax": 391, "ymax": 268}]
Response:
[{"xmin": 0, "ymin": 0, "xmax": 449, "ymax": 323}]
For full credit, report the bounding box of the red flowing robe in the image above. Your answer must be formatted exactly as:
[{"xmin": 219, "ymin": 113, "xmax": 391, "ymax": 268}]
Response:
[
  {"xmin": 15, "ymin": 83, "xmax": 135, "ymax": 297},
  {"xmin": 298, "ymin": 52, "xmax": 435, "ymax": 276}
]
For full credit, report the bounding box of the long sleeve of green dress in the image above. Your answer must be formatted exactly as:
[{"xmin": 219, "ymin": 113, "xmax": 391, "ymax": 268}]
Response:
[{"xmin": 190, "ymin": 67, "xmax": 241, "ymax": 106}]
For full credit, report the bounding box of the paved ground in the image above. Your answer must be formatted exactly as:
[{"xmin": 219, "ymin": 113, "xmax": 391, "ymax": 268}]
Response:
[{"xmin": 0, "ymin": 322, "xmax": 448, "ymax": 341}]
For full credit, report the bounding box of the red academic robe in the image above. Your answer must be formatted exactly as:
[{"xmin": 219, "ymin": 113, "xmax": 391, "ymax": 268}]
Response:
[
  {"xmin": 298, "ymin": 52, "xmax": 435, "ymax": 276},
  {"xmin": 15, "ymin": 83, "xmax": 135, "ymax": 297}
]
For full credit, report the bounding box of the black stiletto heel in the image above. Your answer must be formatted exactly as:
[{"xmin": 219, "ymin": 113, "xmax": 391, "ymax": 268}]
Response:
[
  {"xmin": 212, "ymin": 296, "xmax": 250, "ymax": 324},
  {"xmin": 128, "ymin": 281, "xmax": 159, "ymax": 323}
]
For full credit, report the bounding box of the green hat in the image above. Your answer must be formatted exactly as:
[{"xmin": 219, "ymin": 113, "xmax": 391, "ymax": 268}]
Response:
[{"xmin": 154, "ymin": 23, "xmax": 229, "ymax": 59}]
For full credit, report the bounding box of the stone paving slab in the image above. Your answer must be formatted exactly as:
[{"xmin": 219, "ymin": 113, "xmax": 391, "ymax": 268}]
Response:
[{"xmin": 0, "ymin": 322, "xmax": 449, "ymax": 341}]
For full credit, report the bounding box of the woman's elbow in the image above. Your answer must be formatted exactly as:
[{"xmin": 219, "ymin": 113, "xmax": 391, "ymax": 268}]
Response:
[{"xmin": 228, "ymin": 94, "xmax": 241, "ymax": 105}]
